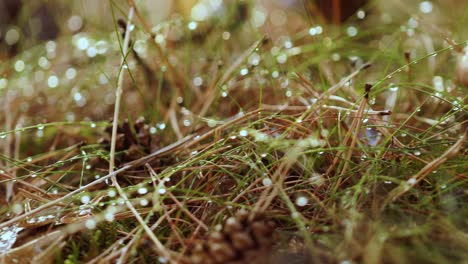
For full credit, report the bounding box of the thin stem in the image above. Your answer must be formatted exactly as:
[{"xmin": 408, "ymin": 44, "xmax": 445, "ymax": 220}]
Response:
[{"xmin": 109, "ymin": 6, "xmax": 135, "ymax": 180}]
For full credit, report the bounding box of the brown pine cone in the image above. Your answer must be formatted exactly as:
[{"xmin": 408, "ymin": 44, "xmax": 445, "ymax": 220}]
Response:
[
  {"xmin": 98, "ymin": 117, "xmax": 152, "ymax": 162},
  {"xmin": 184, "ymin": 210, "xmax": 276, "ymax": 264}
]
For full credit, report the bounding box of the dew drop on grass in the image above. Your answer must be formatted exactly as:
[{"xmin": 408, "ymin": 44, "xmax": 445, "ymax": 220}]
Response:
[
  {"xmin": 407, "ymin": 178, "xmax": 417, "ymax": 185},
  {"xmin": 419, "ymin": 1, "xmax": 433, "ymax": 13},
  {"xmin": 240, "ymin": 68, "xmax": 249, "ymax": 75},
  {"xmin": 276, "ymin": 53, "xmax": 288, "ymax": 64},
  {"xmin": 105, "ymin": 178, "xmax": 114, "ymax": 186},
  {"xmin": 346, "ymin": 26, "xmax": 358, "ymax": 37},
  {"xmin": 26, "ymin": 157, "xmax": 32, "ymax": 162},
  {"xmin": 107, "ymin": 189, "xmax": 116, "ymax": 197},
  {"xmin": 158, "ymin": 257, "xmax": 168, "ymax": 263},
  {"xmin": 90, "ymin": 123, "xmax": 96, "ymax": 128},
  {"xmin": 239, "ymin": 130, "xmax": 248, "ymax": 137},
  {"xmin": 85, "ymin": 219, "xmax": 96, "ymax": 229},
  {"xmin": 413, "ymin": 150, "xmax": 421, "ymax": 156},
  {"xmin": 262, "ymin": 178, "xmax": 272, "ymax": 186},
  {"xmin": 0, "ymin": 133, "xmax": 6, "ymax": 139},
  {"xmin": 188, "ymin": 21, "xmax": 198, "ymax": 30},
  {"xmin": 157, "ymin": 123, "xmax": 166, "ymax": 130},
  {"xmin": 36, "ymin": 130, "xmax": 44, "ymax": 138},
  {"xmin": 138, "ymin": 187, "xmax": 148, "ymax": 195},
  {"xmin": 140, "ymin": 199, "xmax": 149, "ymax": 206},
  {"xmin": 357, "ymin": 10, "xmax": 366, "ymax": 19},
  {"xmin": 183, "ymin": 119, "xmax": 191, "ymax": 127},
  {"xmin": 295, "ymin": 196, "xmax": 308, "ymax": 207},
  {"xmin": 81, "ymin": 195, "xmax": 91, "ymax": 204},
  {"xmin": 158, "ymin": 188, "xmax": 166, "ymax": 195},
  {"xmin": 105, "ymin": 212, "xmax": 114, "ymax": 222},
  {"xmin": 222, "ymin": 31, "xmax": 230, "ymax": 40}
]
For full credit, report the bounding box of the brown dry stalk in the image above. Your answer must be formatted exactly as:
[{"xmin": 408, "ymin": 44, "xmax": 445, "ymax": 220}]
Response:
[
  {"xmin": 339, "ymin": 84, "xmax": 371, "ymax": 176},
  {"xmin": 0, "ymin": 135, "xmax": 191, "ymax": 230},
  {"xmin": 381, "ymin": 131, "xmax": 466, "ymax": 210}
]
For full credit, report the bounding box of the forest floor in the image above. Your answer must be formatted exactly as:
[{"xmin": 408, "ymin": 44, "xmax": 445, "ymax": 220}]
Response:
[{"xmin": 0, "ymin": 1, "xmax": 467, "ymax": 263}]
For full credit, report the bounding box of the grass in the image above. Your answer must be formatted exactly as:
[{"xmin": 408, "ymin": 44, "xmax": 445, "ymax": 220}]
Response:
[{"xmin": 0, "ymin": 0, "xmax": 467, "ymax": 263}]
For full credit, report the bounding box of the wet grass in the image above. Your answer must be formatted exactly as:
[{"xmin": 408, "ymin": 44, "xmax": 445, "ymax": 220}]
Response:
[{"xmin": 0, "ymin": 0, "xmax": 467, "ymax": 263}]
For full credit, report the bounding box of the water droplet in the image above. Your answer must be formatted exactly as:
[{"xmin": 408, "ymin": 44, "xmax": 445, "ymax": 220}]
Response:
[
  {"xmin": 158, "ymin": 257, "xmax": 168, "ymax": 263},
  {"xmin": 105, "ymin": 178, "xmax": 114, "ymax": 186},
  {"xmin": 108, "ymin": 189, "xmax": 116, "ymax": 197},
  {"xmin": 140, "ymin": 199, "xmax": 149, "ymax": 206},
  {"xmin": 188, "ymin": 21, "xmax": 198, "ymax": 30},
  {"xmin": 157, "ymin": 123, "xmax": 166, "ymax": 130},
  {"xmin": 183, "ymin": 119, "xmax": 191, "ymax": 127},
  {"xmin": 193, "ymin": 76, "xmax": 203, "ymax": 86},
  {"xmin": 158, "ymin": 188, "xmax": 166, "ymax": 195},
  {"xmin": 407, "ymin": 178, "xmax": 417, "ymax": 185},
  {"xmin": 389, "ymin": 86, "xmax": 399, "ymax": 92},
  {"xmin": 356, "ymin": 10, "xmax": 366, "ymax": 19},
  {"xmin": 37, "ymin": 124, "xmax": 44, "ymax": 130},
  {"xmin": 295, "ymin": 196, "xmax": 308, "ymax": 207},
  {"xmin": 85, "ymin": 219, "xmax": 96, "ymax": 229},
  {"xmin": 222, "ymin": 31, "xmax": 230, "ymax": 40},
  {"xmin": 138, "ymin": 187, "xmax": 148, "ymax": 195},
  {"xmin": 240, "ymin": 68, "xmax": 249, "ymax": 76},
  {"xmin": 81, "ymin": 195, "xmax": 91, "ymax": 204},
  {"xmin": 105, "ymin": 212, "xmax": 115, "ymax": 222},
  {"xmin": 413, "ymin": 150, "xmax": 421, "ymax": 156},
  {"xmin": 346, "ymin": 26, "xmax": 358, "ymax": 37},
  {"xmin": 276, "ymin": 53, "xmax": 288, "ymax": 64},
  {"xmin": 14, "ymin": 60, "xmax": 25, "ymax": 72},
  {"xmin": 308, "ymin": 25, "xmax": 323, "ymax": 36},
  {"xmin": 239, "ymin": 130, "xmax": 248, "ymax": 137},
  {"xmin": 47, "ymin": 75, "xmax": 59, "ymax": 88},
  {"xmin": 262, "ymin": 178, "xmax": 272, "ymax": 186},
  {"xmin": 419, "ymin": 1, "xmax": 433, "ymax": 14}
]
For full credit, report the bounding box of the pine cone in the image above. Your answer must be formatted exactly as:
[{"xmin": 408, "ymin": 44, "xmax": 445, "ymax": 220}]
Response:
[
  {"xmin": 98, "ymin": 117, "xmax": 152, "ymax": 162},
  {"xmin": 184, "ymin": 210, "xmax": 276, "ymax": 264}
]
